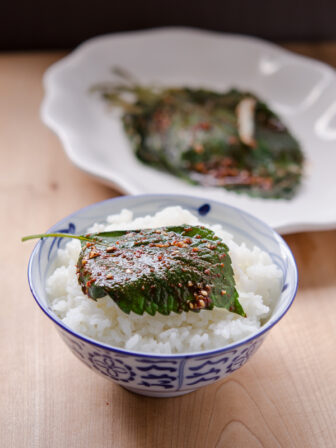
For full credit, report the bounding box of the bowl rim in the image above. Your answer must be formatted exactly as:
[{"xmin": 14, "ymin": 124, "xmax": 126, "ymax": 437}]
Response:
[{"xmin": 27, "ymin": 193, "xmax": 298, "ymax": 359}]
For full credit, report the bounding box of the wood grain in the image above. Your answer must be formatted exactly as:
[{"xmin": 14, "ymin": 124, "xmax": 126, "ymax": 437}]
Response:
[{"xmin": 1, "ymin": 44, "xmax": 336, "ymax": 448}]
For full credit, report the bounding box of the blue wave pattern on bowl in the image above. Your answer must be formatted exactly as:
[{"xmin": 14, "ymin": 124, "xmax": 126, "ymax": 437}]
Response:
[
  {"xmin": 28, "ymin": 194, "xmax": 298, "ymax": 397},
  {"xmin": 58, "ymin": 328, "xmax": 265, "ymax": 395}
]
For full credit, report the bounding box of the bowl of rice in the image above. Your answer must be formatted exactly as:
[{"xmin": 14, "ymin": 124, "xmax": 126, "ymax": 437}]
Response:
[{"xmin": 27, "ymin": 194, "xmax": 297, "ymax": 397}]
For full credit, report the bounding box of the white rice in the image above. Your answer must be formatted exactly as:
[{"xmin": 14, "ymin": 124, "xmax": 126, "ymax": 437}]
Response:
[{"xmin": 46, "ymin": 206, "xmax": 282, "ymax": 354}]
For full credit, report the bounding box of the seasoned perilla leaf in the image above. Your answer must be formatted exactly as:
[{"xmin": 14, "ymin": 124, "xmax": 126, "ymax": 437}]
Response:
[
  {"xmin": 76, "ymin": 225, "xmax": 244, "ymax": 316},
  {"xmin": 94, "ymin": 72, "xmax": 304, "ymax": 199}
]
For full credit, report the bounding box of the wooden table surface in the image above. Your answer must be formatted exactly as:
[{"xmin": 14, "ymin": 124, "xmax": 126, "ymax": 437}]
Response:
[{"xmin": 1, "ymin": 43, "xmax": 336, "ymax": 448}]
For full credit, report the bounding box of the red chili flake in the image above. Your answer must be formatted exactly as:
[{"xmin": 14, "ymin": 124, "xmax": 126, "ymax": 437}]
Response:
[
  {"xmin": 86, "ymin": 279, "xmax": 94, "ymax": 288},
  {"xmin": 173, "ymin": 241, "xmax": 186, "ymax": 248},
  {"xmin": 178, "ymin": 283, "xmax": 182, "ymax": 288},
  {"xmin": 106, "ymin": 273, "xmax": 114, "ymax": 280},
  {"xmin": 198, "ymin": 121, "xmax": 211, "ymax": 131},
  {"xmin": 184, "ymin": 227, "xmax": 192, "ymax": 232},
  {"xmin": 220, "ymin": 263, "xmax": 224, "ymax": 268},
  {"xmin": 204, "ymin": 269, "xmax": 210, "ymax": 275},
  {"xmin": 195, "ymin": 235, "xmax": 201, "ymax": 239},
  {"xmin": 192, "ymin": 247, "xmax": 199, "ymax": 252},
  {"xmin": 141, "ymin": 285, "xmax": 145, "ymax": 291},
  {"xmin": 158, "ymin": 255, "xmax": 163, "ymax": 261},
  {"xmin": 221, "ymin": 290, "xmax": 227, "ymax": 295}
]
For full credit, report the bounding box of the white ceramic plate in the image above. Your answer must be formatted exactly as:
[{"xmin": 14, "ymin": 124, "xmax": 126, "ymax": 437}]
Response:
[{"xmin": 41, "ymin": 28, "xmax": 336, "ymax": 234}]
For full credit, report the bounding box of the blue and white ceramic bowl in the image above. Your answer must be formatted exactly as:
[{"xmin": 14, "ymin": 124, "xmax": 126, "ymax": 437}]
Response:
[{"xmin": 27, "ymin": 194, "xmax": 298, "ymax": 397}]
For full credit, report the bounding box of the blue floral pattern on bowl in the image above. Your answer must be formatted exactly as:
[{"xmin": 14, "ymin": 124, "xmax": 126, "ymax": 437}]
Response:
[{"xmin": 27, "ymin": 194, "xmax": 298, "ymax": 397}]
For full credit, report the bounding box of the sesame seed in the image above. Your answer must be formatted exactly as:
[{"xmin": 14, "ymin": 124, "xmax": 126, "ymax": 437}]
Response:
[
  {"xmin": 198, "ymin": 299, "xmax": 205, "ymax": 308},
  {"xmin": 89, "ymin": 250, "xmax": 100, "ymax": 259}
]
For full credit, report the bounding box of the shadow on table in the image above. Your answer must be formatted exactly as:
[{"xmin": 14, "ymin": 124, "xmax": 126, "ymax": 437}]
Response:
[{"xmin": 107, "ymin": 378, "xmax": 264, "ymax": 447}]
